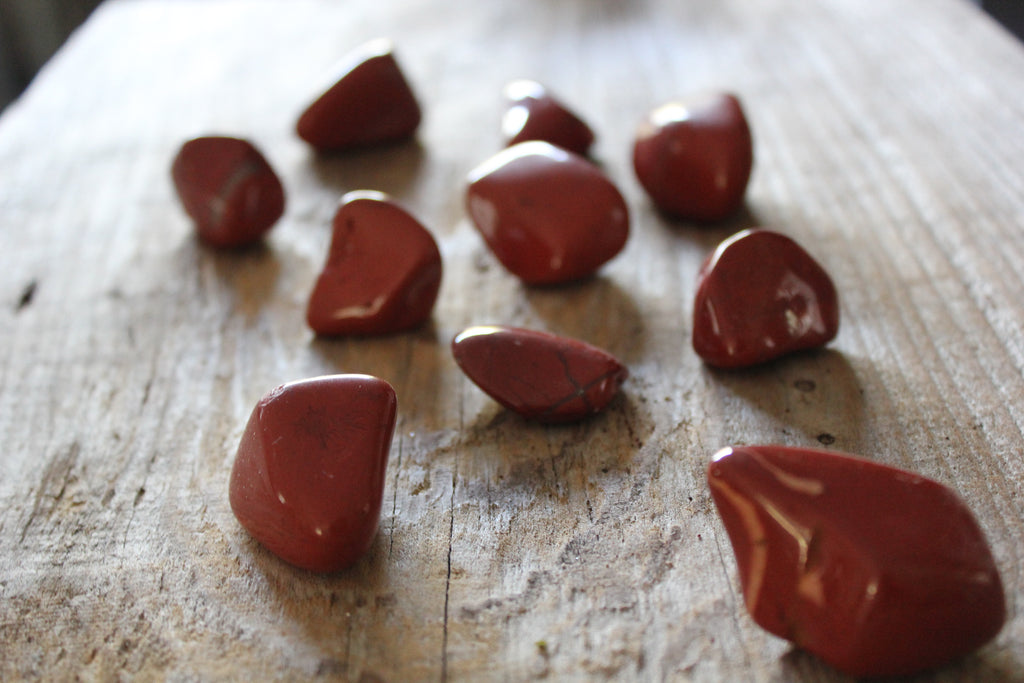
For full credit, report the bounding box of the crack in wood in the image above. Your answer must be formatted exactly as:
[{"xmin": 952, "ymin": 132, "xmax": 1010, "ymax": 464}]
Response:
[{"xmin": 15, "ymin": 280, "xmax": 37, "ymax": 312}]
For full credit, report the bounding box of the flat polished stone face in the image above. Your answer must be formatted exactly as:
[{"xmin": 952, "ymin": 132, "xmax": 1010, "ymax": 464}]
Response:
[
  {"xmin": 171, "ymin": 136, "xmax": 285, "ymax": 248},
  {"xmin": 306, "ymin": 191, "xmax": 442, "ymax": 336},
  {"xmin": 708, "ymin": 445, "xmax": 1006, "ymax": 678},
  {"xmin": 633, "ymin": 91, "xmax": 753, "ymax": 222},
  {"xmin": 228, "ymin": 375, "xmax": 397, "ymax": 573},
  {"xmin": 296, "ymin": 39, "xmax": 421, "ymax": 151},
  {"xmin": 451, "ymin": 325, "xmax": 628, "ymax": 423},
  {"xmin": 692, "ymin": 228, "xmax": 839, "ymax": 368},
  {"xmin": 466, "ymin": 141, "xmax": 629, "ymax": 285},
  {"xmin": 501, "ymin": 79, "xmax": 595, "ymax": 156}
]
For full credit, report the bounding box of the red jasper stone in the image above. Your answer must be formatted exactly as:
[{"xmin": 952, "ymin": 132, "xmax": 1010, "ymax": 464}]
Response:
[
  {"xmin": 171, "ymin": 136, "xmax": 285, "ymax": 248},
  {"xmin": 707, "ymin": 445, "xmax": 1006, "ymax": 678},
  {"xmin": 307, "ymin": 191, "xmax": 442, "ymax": 336},
  {"xmin": 296, "ymin": 39, "xmax": 421, "ymax": 151},
  {"xmin": 502, "ymin": 79, "xmax": 595, "ymax": 156},
  {"xmin": 633, "ymin": 91, "xmax": 753, "ymax": 221},
  {"xmin": 451, "ymin": 325, "xmax": 628, "ymax": 423},
  {"xmin": 465, "ymin": 141, "xmax": 629, "ymax": 285},
  {"xmin": 229, "ymin": 374, "xmax": 397, "ymax": 572},
  {"xmin": 693, "ymin": 229, "xmax": 838, "ymax": 368}
]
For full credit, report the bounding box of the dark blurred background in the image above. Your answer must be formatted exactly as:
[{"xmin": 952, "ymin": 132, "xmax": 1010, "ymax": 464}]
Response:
[{"xmin": 1, "ymin": 0, "xmax": 1023, "ymax": 114}]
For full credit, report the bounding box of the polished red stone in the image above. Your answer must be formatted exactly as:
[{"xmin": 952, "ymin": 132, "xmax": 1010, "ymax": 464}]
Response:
[
  {"xmin": 465, "ymin": 141, "xmax": 629, "ymax": 285},
  {"xmin": 692, "ymin": 229, "xmax": 838, "ymax": 368},
  {"xmin": 707, "ymin": 445, "xmax": 1005, "ymax": 677},
  {"xmin": 502, "ymin": 80, "xmax": 595, "ymax": 156},
  {"xmin": 307, "ymin": 191, "xmax": 442, "ymax": 336},
  {"xmin": 171, "ymin": 136, "xmax": 285, "ymax": 248},
  {"xmin": 229, "ymin": 374, "xmax": 397, "ymax": 572},
  {"xmin": 633, "ymin": 92, "xmax": 753, "ymax": 221},
  {"xmin": 296, "ymin": 39, "xmax": 421, "ymax": 151},
  {"xmin": 451, "ymin": 325, "xmax": 628, "ymax": 423}
]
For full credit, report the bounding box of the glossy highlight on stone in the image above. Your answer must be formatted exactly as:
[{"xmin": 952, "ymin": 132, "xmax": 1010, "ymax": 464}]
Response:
[
  {"xmin": 451, "ymin": 325, "xmax": 628, "ymax": 423},
  {"xmin": 465, "ymin": 141, "xmax": 629, "ymax": 285},
  {"xmin": 633, "ymin": 91, "xmax": 753, "ymax": 222},
  {"xmin": 502, "ymin": 79, "xmax": 595, "ymax": 156},
  {"xmin": 229, "ymin": 374, "xmax": 397, "ymax": 573},
  {"xmin": 307, "ymin": 190, "xmax": 442, "ymax": 336},
  {"xmin": 708, "ymin": 445, "xmax": 1006, "ymax": 678},
  {"xmin": 693, "ymin": 229, "xmax": 838, "ymax": 368},
  {"xmin": 296, "ymin": 39, "xmax": 421, "ymax": 151},
  {"xmin": 171, "ymin": 136, "xmax": 285, "ymax": 248}
]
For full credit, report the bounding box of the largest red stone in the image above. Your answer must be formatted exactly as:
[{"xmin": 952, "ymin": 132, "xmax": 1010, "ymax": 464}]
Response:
[
  {"xmin": 466, "ymin": 141, "xmax": 629, "ymax": 285},
  {"xmin": 229, "ymin": 374, "xmax": 397, "ymax": 572},
  {"xmin": 296, "ymin": 39, "xmax": 421, "ymax": 151},
  {"xmin": 708, "ymin": 445, "xmax": 1006, "ymax": 678}
]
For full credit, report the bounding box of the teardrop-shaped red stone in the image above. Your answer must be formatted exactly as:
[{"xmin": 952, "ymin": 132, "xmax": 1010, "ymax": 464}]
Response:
[
  {"xmin": 452, "ymin": 325, "xmax": 628, "ymax": 423},
  {"xmin": 306, "ymin": 190, "xmax": 442, "ymax": 336},
  {"xmin": 229, "ymin": 374, "xmax": 397, "ymax": 572},
  {"xmin": 466, "ymin": 141, "xmax": 629, "ymax": 285},
  {"xmin": 692, "ymin": 228, "xmax": 839, "ymax": 368},
  {"xmin": 171, "ymin": 136, "xmax": 285, "ymax": 248},
  {"xmin": 296, "ymin": 39, "xmax": 421, "ymax": 151},
  {"xmin": 502, "ymin": 80, "xmax": 595, "ymax": 156},
  {"xmin": 708, "ymin": 445, "xmax": 1006, "ymax": 677}
]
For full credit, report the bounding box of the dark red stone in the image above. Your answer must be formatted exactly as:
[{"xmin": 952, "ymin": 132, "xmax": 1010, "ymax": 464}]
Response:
[
  {"xmin": 306, "ymin": 190, "xmax": 442, "ymax": 336},
  {"xmin": 296, "ymin": 39, "xmax": 421, "ymax": 151},
  {"xmin": 171, "ymin": 136, "xmax": 285, "ymax": 248},
  {"xmin": 229, "ymin": 375, "xmax": 397, "ymax": 572},
  {"xmin": 465, "ymin": 141, "xmax": 629, "ymax": 285},
  {"xmin": 707, "ymin": 445, "xmax": 1006, "ymax": 677},
  {"xmin": 502, "ymin": 79, "xmax": 595, "ymax": 156},
  {"xmin": 633, "ymin": 92, "xmax": 753, "ymax": 221},
  {"xmin": 692, "ymin": 229, "xmax": 838, "ymax": 368},
  {"xmin": 451, "ymin": 325, "xmax": 628, "ymax": 423}
]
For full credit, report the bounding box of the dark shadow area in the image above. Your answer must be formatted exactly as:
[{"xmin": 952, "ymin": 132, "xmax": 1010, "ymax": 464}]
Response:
[
  {"xmin": 651, "ymin": 201, "xmax": 764, "ymax": 254},
  {"xmin": 307, "ymin": 138, "xmax": 426, "ymax": 198},
  {"xmin": 524, "ymin": 274, "xmax": 646, "ymax": 364},
  {"xmin": 706, "ymin": 348, "xmax": 868, "ymax": 454},
  {"xmin": 199, "ymin": 241, "xmax": 282, "ymax": 320},
  {"xmin": 983, "ymin": 0, "xmax": 1024, "ymax": 41}
]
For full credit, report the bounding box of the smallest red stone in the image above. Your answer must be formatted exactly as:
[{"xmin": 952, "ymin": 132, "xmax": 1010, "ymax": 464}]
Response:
[
  {"xmin": 502, "ymin": 80, "xmax": 595, "ymax": 156},
  {"xmin": 452, "ymin": 325, "xmax": 628, "ymax": 423},
  {"xmin": 171, "ymin": 136, "xmax": 285, "ymax": 248}
]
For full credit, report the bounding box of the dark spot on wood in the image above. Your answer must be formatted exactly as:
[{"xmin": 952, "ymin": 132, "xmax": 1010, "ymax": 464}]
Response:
[
  {"xmin": 16, "ymin": 280, "xmax": 37, "ymax": 312},
  {"xmin": 102, "ymin": 488, "xmax": 116, "ymax": 506},
  {"xmin": 133, "ymin": 487, "xmax": 146, "ymax": 507},
  {"xmin": 793, "ymin": 378, "xmax": 816, "ymax": 392},
  {"xmin": 817, "ymin": 433, "xmax": 836, "ymax": 445}
]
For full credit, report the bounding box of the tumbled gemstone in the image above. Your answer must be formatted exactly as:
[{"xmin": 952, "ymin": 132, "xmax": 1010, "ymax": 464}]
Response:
[
  {"xmin": 633, "ymin": 91, "xmax": 753, "ymax": 221},
  {"xmin": 229, "ymin": 374, "xmax": 397, "ymax": 572},
  {"xmin": 466, "ymin": 141, "xmax": 629, "ymax": 285},
  {"xmin": 502, "ymin": 79, "xmax": 595, "ymax": 156},
  {"xmin": 451, "ymin": 325, "xmax": 628, "ymax": 422},
  {"xmin": 306, "ymin": 190, "xmax": 442, "ymax": 336},
  {"xmin": 692, "ymin": 228, "xmax": 838, "ymax": 368},
  {"xmin": 708, "ymin": 445, "xmax": 1006, "ymax": 678},
  {"xmin": 171, "ymin": 136, "xmax": 285, "ymax": 248},
  {"xmin": 296, "ymin": 39, "xmax": 421, "ymax": 151}
]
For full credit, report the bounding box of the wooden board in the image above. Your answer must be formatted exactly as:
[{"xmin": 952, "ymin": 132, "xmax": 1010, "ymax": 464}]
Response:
[{"xmin": 2, "ymin": 0, "xmax": 1024, "ymax": 679}]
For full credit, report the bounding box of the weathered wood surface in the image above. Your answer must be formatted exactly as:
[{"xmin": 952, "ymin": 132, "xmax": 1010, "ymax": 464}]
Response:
[{"xmin": 2, "ymin": 0, "xmax": 1024, "ymax": 680}]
